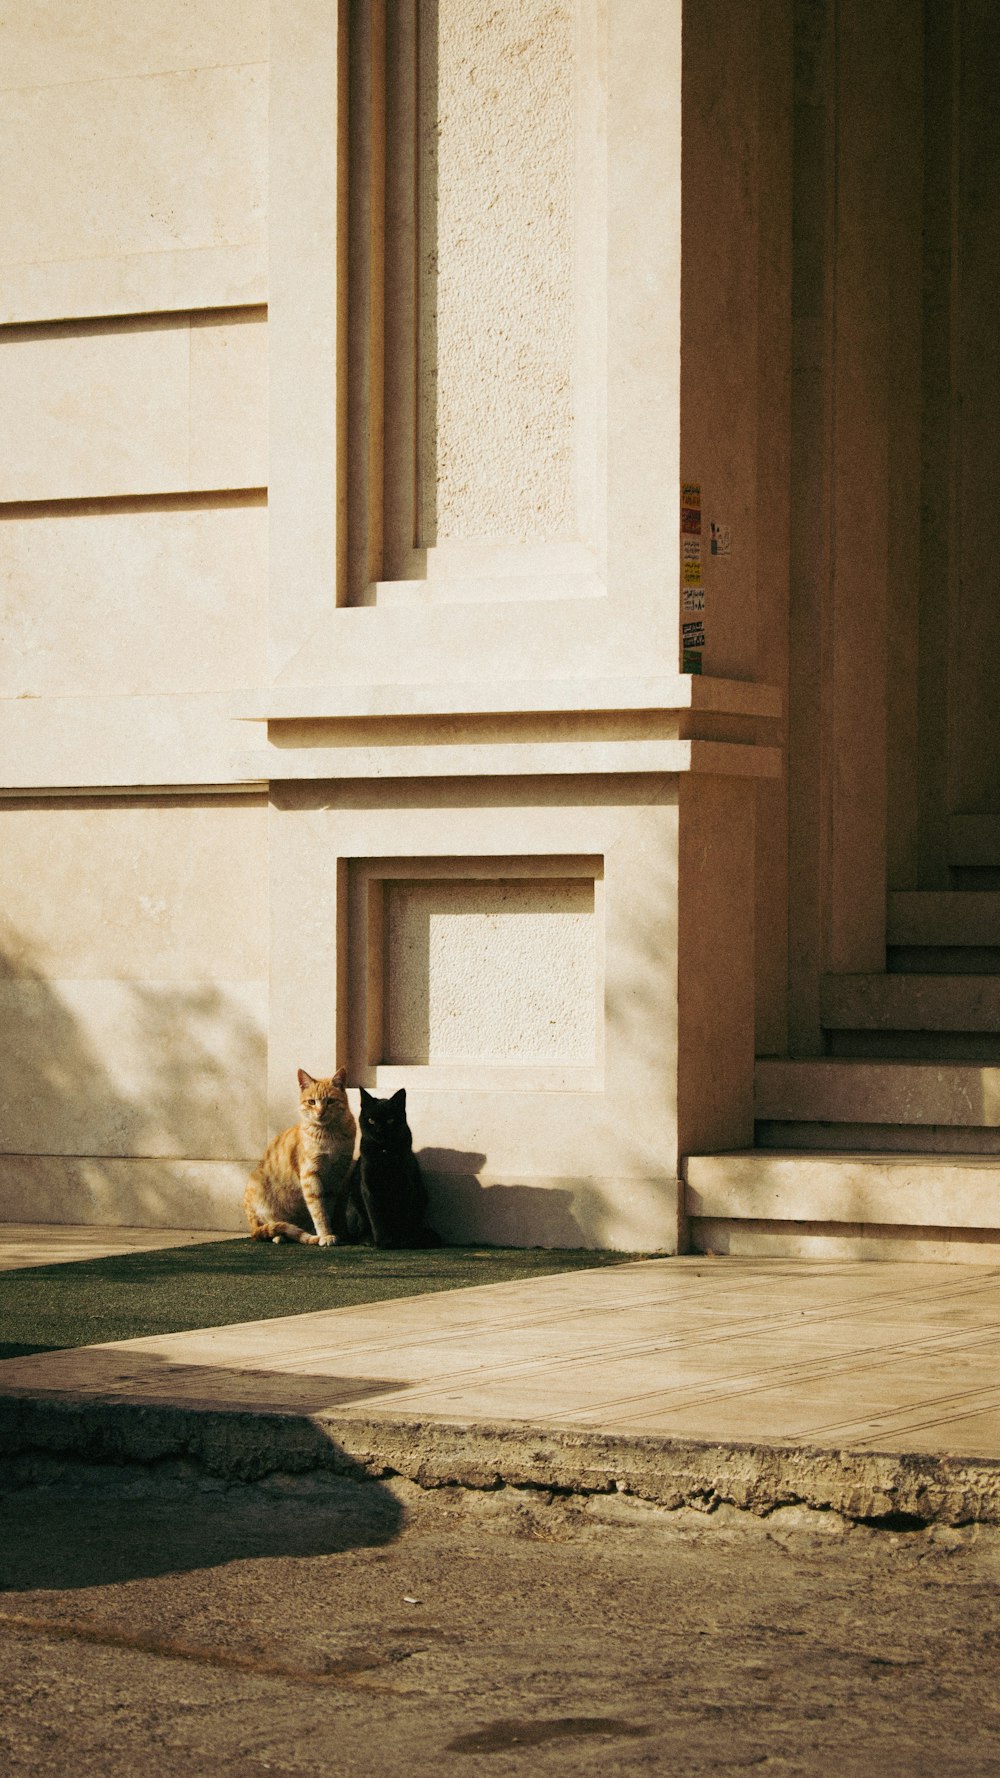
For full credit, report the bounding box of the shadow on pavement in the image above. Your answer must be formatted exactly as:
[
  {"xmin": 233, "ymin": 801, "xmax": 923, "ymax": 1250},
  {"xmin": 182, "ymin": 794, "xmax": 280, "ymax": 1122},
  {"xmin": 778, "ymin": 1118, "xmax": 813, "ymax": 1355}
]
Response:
[
  {"xmin": 0, "ymin": 1469, "xmax": 404, "ymax": 1595},
  {"xmin": 0, "ymin": 1345, "xmax": 409, "ymax": 1593}
]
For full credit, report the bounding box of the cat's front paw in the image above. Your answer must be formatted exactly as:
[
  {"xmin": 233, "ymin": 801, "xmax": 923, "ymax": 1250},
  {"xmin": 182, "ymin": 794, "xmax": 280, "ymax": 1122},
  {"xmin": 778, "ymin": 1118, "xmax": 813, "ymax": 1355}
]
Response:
[{"xmin": 316, "ymin": 1234, "xmax": 337, "ymax": 1247}]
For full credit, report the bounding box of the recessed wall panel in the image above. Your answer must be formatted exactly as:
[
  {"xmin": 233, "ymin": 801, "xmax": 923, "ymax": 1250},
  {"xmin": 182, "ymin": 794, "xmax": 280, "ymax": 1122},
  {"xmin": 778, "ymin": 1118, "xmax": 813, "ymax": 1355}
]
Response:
[
  {"xmin": 384, "ymin": 877, "xmax": 596, "ymax": 1065},
  {"xmin": 417, "ymin": 0, "xmax": 576, "ymax": 545}
]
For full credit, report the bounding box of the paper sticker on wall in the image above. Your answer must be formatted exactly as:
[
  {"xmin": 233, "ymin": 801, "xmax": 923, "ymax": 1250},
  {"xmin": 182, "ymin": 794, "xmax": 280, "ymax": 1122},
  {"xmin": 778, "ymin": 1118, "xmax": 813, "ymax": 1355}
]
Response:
[
  {"xmin": 682, "ymin": 537, "xmax": 702, "ymax": 586},
  {"xmin": 709, "ymin": 521, "xmax": 731, "ymax": 557},
  {"xmin": 680, "ymin": 484, "xmax": 704, "ymax": 673},
  {"xmin": 681, "ymin": 481, "xmax": 702, "ymax": 536}
]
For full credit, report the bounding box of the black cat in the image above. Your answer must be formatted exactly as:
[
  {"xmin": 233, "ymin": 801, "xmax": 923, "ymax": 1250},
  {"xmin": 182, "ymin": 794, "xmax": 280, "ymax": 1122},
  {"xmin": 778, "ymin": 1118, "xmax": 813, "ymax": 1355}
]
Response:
[{"xmin": 339, "ymin": 1087, "xmax": 442, "ymax": 1249}]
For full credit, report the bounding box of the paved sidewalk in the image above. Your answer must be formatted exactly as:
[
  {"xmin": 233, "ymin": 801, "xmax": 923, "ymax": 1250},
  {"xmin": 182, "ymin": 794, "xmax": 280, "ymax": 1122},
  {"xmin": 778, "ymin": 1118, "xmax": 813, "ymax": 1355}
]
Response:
[{"xmin": 1, "ymin": 1231, "xmax": 998, "ymax": 1522}]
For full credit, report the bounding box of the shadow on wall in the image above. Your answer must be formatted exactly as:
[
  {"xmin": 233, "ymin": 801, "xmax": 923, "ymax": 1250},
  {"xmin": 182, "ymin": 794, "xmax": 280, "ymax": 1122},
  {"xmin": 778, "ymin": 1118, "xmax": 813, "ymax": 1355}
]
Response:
[
  {"xmin": 417, "ymin": 1147, "xmax": 588, "ymax": 1247},
  {"xmin": 0, "ymin": 926, "xmax": 263, "ymax": 1231},
  {"xmin": 417, "ymin": 1148, "xmax": 673, "ymax": 1252}
]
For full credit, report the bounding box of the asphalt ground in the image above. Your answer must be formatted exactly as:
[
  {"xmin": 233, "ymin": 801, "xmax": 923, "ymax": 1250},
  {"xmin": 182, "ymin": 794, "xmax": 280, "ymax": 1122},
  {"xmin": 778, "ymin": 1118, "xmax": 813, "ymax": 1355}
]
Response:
[{"xmin": 2, "ymin": 1463, "xmax": 999, "ymax": 1778}]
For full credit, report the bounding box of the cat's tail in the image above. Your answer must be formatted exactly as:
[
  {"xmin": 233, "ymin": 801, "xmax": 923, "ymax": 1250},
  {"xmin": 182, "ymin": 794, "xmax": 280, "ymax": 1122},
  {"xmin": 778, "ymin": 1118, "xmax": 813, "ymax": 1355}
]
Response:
[{"xmin": 251, "ymin": 1219, "xmax": 321, "ymax": 1245}]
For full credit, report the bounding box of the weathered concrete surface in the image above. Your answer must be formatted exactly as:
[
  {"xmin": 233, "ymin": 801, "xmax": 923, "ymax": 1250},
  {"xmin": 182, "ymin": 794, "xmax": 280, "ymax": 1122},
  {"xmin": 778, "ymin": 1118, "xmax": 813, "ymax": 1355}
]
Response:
[
  {"xmin": 2, "ymin": 1395, "xmax": 1000, "ymax": 1529},
  {"xmin": 2, "ymin": 1463, "xmax": 1000, "ymax": 1778},
  {"xmin": 3, "ymin": 1253, "xmax": 1000, "ymax": 1524}
]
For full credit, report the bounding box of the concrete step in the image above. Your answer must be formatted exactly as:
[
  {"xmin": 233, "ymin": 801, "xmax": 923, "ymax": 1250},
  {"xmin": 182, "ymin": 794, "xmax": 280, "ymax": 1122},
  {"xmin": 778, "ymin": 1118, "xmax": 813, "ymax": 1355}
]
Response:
[
  {"xmin": 827, "ymin": 1029, "xmax": 1000, "ymax": 1062},
  {"xmin": 684, "ymin": 1149, "xmax": 1000, "ymax": 1232},
  {"xmin": 755, "ymin": 1058, "xmax": 1000, "ymax": 1127},
  {"xmin": 888, "ymin": 891, "xmax": 1000, "ymax": 946},
  {"xmin": 752, "ymin": 1123, "xmax": 1000, "ymax": 1154},
  {"xmin": 888, "ymin": 948, "xmax": 1000, "ymax": 976},
  {"xmin": 821, "ymin": 973, "xmax": 1000, "ymax": 1032}
]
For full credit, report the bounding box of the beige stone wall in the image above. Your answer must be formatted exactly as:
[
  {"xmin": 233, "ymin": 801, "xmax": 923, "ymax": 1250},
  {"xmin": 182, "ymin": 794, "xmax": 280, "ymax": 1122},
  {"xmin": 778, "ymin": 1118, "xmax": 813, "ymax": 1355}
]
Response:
[
  {"xmin": 0, "ymin": 1, "xmax": 269, "ymax": 1229},
  {"xmin": 0, "ymin": 796, "xmax": 267, "ymax": 1227},
  {"xmin": 1, "ymin": 0, "xmax": 784, "ymax": 1247},
  {"xmin": 0, "ymin": 0, "xmax": 267, "ymax": 323}
]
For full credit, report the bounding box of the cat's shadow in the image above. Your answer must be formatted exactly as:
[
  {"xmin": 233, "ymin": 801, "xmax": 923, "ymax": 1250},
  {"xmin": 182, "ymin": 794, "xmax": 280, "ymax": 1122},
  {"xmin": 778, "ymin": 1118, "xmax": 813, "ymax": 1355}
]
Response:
[{"xmin": 418, "ymin": 1149, "xmax": 587, "ymax": 1248}]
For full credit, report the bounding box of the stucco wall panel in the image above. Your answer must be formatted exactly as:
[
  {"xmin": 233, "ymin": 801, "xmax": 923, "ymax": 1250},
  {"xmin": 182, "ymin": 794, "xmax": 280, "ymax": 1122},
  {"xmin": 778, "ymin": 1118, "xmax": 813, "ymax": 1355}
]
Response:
[
  {"xmin": 384, "ymin": 877, "xmax": 596, "ymax": 1065},
  {"xmin": 419, "ymin": 0, "xmax": 575, "ymax": 543}
]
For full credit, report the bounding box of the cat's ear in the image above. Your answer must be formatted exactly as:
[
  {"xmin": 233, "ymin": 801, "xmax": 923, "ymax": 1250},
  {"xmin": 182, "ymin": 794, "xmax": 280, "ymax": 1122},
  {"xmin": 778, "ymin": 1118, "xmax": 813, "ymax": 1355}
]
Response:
[
  {"xmin": 359, "ymin": 1085, "xmax": 372, "ymax": 1104},
  {"xmin": 332, "ymin": 1067, "xmax": 348, "ymax": 1088},
  {"xmin": 389, "ymin": 1087, "xmax": 406, "ymax": 1109},
  {"xmin": 297, "ymin": 1069, "xmax": 315, "ymax": 1089}
]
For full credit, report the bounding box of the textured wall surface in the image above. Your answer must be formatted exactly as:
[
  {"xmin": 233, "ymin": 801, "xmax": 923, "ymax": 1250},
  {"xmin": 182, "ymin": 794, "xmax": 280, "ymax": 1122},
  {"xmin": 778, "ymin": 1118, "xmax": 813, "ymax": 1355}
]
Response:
[
  {"xmin": 385, "ymin": 878, "xmax": 596, "ymax": 1064},
  {"xmin": 419, "ymin": 0, "xmax": 575, "ymax": 542}
]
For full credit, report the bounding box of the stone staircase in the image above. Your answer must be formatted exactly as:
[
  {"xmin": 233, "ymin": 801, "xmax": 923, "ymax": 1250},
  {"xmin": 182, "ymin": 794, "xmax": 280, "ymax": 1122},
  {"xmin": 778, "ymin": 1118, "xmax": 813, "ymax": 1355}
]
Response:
[{"xmin": 684, "ymin": 890, "xmax": 1000, "ymax": 1260}]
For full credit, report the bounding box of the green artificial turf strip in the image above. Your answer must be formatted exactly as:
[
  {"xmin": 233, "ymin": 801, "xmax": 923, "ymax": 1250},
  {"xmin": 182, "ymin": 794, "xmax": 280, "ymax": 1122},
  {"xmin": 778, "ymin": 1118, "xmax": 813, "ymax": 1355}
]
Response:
[{"xmin": 0, "ymin": 1239, "xmax": 640, "ymax": 1359}]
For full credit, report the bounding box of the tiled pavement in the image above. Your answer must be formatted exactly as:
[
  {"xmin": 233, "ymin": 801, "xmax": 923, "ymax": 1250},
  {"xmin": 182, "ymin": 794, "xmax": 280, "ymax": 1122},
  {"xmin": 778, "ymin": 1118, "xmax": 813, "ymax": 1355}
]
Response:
[{"xmin": 1, "ymin": 1226, "xmax": 998, "ymax": 1463}]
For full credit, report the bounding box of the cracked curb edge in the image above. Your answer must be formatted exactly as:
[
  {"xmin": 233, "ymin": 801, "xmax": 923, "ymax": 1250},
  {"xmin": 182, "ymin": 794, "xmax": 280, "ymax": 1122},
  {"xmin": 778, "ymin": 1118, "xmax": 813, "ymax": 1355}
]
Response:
[{"xmin": 1, "ymin": 1391, "xmax": 999, "ymax": 1526}]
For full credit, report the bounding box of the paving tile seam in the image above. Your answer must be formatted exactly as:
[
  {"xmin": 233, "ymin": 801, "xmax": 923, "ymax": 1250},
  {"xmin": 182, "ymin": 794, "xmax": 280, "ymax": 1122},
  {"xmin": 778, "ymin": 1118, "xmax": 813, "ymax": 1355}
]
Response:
[
  {"xmin": 107, "ymin": 1284, "xmax": 709, "ymax": 1355},
  {"xmin": 136, "ymin": 1274, "xmax": 1000, "ymax": 1371},
  {"xmin": 568, "ymin": 1388, "xmax": 1000, "ymax": 1449},
  {"xmin": 289, "ymin": 1359, "xmax": 965, "ymax": 1427},
  {"xmin": 345, "ymin": 1385, "xmax": 998, "ymax": 1459},
  {"xmin": 531, "ymin": 1324, "xmax": 1000, "ymax": 1425},
  {"xmin": 774, "ymin": 1384, "xmax": 1000, "ymax": 1445},
  {"xmin": 119, "ymin": 1261, "xmax": 1000, "ymax": 1364},
  {"xmin": 93, "ymin": 1280, "xmax": 996, "ymax": 1401},
  {"xmin": 341, "ymin": 1392, "xmax": 1000, "ymax": 1464},
  {"xmin": 212, "ymin": 1306, "xmax": 1000, "ymax": 1401}
]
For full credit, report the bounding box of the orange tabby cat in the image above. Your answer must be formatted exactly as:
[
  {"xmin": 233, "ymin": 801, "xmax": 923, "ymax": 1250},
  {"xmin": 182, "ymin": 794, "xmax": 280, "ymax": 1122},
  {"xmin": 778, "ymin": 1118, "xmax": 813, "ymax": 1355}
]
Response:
[{"xmin": 244, "ymin": 1068, "xmax": 357, "ymax": 1245}]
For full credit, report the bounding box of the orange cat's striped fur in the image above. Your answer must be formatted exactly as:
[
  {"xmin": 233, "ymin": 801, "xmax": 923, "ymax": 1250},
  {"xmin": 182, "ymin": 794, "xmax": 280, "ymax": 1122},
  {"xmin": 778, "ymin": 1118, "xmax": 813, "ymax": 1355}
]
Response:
[{"xmin": 244, "ymin": 1068, "xmax": 356, "ymax": 1245}]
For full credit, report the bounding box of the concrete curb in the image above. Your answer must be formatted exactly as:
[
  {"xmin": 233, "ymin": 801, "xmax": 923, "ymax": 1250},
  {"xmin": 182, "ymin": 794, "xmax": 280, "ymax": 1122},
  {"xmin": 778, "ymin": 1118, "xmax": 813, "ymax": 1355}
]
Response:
[{"xmin": 2, "ymin": 1388, "xmax": 999, "ymax": 1526}]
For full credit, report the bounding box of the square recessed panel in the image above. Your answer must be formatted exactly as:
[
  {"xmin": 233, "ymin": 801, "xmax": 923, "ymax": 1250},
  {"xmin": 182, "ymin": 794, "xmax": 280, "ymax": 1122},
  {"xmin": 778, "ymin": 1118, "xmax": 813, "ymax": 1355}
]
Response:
[{"xmin": 383, "ymin": 877, "xmax": 596, "ymax": 1066}]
